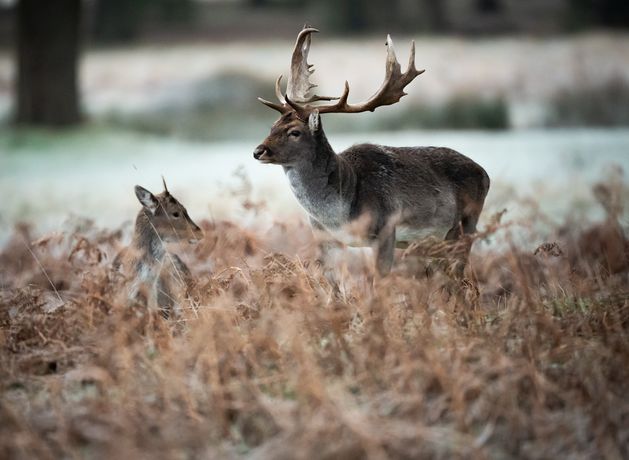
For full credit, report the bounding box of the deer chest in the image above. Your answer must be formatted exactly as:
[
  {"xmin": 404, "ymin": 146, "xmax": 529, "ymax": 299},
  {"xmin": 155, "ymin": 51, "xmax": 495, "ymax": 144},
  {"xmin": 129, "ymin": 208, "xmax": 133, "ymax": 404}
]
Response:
[{"xmin": 285, "ymin": 168, "xmax": 350, "ymax": 228}]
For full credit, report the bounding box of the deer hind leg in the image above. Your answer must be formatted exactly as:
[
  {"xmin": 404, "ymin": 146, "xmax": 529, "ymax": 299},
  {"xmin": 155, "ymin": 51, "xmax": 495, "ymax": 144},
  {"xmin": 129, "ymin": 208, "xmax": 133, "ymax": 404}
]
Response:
[
  {"xmin": 444, "ymin": 213, "xmax": 477, "ymax": 279},
  {"xmin": 374, "ymin": 226, "xmax": 396, "ymax": 278}
]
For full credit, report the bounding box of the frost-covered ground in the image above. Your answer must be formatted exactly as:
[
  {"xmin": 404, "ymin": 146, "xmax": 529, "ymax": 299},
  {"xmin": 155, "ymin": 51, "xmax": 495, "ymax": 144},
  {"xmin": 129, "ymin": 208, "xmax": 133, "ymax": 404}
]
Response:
[{"xmin": 1, "ymin": 127, "xmax": 628, "ymax": 244}]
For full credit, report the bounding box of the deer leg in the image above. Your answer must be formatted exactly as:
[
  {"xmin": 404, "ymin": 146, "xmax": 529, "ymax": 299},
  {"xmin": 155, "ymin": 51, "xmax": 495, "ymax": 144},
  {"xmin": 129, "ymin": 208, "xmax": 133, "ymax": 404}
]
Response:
[
  {"xmin": 458, "ymin": 212, "xmax": 482, "ymax": 279},
  {"xmin": 446, "ymin": 212, "xmax": 481, "ymax": 279},
  {"xmin": 309, "ymin": 216, "xmax": 341, "ymax": 288},
  {"xmin": 444, "ymin": 219, "xmax": 467, "ymax": 279},
  {"xmin": 156, "ymin": 276, "xmax": 173, "ymax": 319},
  {"xmin": 445, "ymin": 221, "xmax": 462, "ymax": 240},
  {"xmin": 310, "ymin": 217, "xmax": 336, "ymax": 265},
  {"xmin": 374, "ymin": 226, "xmax": 396, "ymax": 277}
]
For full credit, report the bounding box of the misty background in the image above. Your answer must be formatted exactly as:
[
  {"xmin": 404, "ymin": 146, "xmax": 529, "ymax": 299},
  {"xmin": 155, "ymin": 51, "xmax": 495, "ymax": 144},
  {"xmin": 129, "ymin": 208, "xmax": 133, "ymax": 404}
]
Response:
[{"xmin": 1, "ymin": 0, "xmax": 628, "ymax": 242}]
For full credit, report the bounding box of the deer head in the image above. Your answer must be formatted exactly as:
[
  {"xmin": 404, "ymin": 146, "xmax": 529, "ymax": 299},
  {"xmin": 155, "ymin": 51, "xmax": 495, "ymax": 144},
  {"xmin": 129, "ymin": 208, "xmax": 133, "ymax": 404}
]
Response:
[
  {"xmin": 253, "ymin": 109, "xmax": 325, "ymax": 166},
  {"xmin": 254, "ymin": 26, "xmax": 424, "ymax": 165},
  {"xmin": 134, "ymin": 178, "xmax": 203, "ymax": 244}
]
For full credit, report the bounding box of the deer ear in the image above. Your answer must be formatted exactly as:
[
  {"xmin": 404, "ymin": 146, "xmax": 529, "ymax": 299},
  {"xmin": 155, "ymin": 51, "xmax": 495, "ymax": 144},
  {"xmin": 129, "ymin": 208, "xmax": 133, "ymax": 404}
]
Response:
[
  {"xmin": 134, "ymin": 185, "xmax": 158, "ymax": 214},
  {"xmin": 308, "ymin": 110, "xmax": 320, "ymax": 133}
]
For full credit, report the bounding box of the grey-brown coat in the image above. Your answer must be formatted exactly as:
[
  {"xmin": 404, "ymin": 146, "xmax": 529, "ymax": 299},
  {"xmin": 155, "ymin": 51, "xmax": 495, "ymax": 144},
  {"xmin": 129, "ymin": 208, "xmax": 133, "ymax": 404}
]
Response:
[
  {"xmin": 113, "ymin": 181, "xmax": 203, "ymax": 316},
  {"xmin": 254, "ymin": 27, "xmax": 490, "ymax": 276}
]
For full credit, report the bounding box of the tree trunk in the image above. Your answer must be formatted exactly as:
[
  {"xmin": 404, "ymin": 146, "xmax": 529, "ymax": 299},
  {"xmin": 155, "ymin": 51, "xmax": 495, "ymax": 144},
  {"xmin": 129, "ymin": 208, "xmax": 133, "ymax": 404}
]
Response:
[{"xmin": 16, "ymin": 0, "xmax": 82, "ymax": 126}]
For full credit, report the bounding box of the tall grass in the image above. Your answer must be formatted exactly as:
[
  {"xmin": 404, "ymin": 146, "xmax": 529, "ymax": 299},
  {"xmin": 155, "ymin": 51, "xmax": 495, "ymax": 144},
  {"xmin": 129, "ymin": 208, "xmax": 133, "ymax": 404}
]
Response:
[{"xmin": 1, "ymin": 181, "xmax": 628, "ymax": 459}]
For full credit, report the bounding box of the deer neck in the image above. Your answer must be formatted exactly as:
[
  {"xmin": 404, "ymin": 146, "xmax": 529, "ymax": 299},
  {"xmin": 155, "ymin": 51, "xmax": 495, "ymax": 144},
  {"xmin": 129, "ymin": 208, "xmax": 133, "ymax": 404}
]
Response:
[
  {"xmin": 132, "ymin": 211, "xmax": 166, "ymax": 265},
  {"xmin": 283, "ymin": 135, "xmax": 354, "ymax": 228}
]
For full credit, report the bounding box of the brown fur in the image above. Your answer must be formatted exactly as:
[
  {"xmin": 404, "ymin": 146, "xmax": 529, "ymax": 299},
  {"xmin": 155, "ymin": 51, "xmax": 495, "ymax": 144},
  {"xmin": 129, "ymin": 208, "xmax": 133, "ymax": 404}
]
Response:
[
  {"xmin": 113, "ymin": 185, "xmax": 203, "ymax": 316},
  {"xmin": 254, "ymin": 111, "xmax": 490, "ymax": 276}
]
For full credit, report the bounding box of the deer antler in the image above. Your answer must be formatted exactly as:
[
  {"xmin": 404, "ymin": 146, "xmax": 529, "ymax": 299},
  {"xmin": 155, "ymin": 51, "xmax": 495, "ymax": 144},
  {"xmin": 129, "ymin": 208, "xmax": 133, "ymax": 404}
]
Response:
[
  {"xmin": 286, "ymin": 27, "xmax": 338, "ymax": 104},
  {"xmin": 258, "ymin": 28, "xmax": 424, "ymax": 115},
  {"xmin": 317, "ymin": 35, "xmax": 424, "ymax": 114},
  {"xmin": 258, "ymin": 26, "xmax": 338, "ymax": 113}
]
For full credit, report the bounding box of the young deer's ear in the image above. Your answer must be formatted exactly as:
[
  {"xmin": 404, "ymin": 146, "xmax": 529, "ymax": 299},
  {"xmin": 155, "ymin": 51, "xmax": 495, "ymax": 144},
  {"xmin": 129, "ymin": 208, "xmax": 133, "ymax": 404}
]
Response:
[
  {"xmin": 308, "ymin": 109, "xmax": 320, "ymax": 134},
  {"xmin": 134, "ymin": 185, "xmax": 158, "ymax": 215}
]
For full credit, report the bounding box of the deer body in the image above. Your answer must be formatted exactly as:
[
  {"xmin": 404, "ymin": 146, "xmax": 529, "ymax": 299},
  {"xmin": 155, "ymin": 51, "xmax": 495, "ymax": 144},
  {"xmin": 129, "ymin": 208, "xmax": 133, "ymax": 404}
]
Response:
[
  {"xmin": 257, "ymin": 112, "xmax": 489, "ymax": 274},
  {"xmin": 254, "ymin": 27, "xmax": 490, "ymax": 275},
  {"xmin": 285, "ymin": 143, "xmax": 478, "ymax": 241},
  {"xmin": 113, "ymin": 182, "xmax": 202, "ymax": 316}
]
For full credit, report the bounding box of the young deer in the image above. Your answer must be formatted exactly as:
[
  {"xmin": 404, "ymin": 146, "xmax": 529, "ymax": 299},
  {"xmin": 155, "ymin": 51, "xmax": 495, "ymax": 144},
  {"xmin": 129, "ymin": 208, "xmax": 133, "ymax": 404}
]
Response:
[
  {"xmin": 113, "ymin": 179, "xmax": 203, "ymax": 316},
  {"xmin": 254, "ymin": 27, "xmax": 490, "ymax": 276}
]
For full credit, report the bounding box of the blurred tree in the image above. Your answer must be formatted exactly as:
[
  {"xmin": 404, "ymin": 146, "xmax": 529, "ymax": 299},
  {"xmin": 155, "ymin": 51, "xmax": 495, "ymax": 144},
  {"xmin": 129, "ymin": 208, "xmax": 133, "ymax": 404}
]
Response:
[{"xmin": 16, "ymin": 0, "xmax": 81, "ymax": 126}]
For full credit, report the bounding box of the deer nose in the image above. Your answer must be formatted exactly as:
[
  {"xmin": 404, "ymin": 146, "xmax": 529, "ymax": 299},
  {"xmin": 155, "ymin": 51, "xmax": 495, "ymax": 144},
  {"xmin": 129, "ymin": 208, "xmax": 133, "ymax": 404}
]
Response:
[
  {"xmin": 188, "ymin": 225, "xmax": 204, "ymax": 244},
  {"xmin": 253, "ymin": 145, "xmax": 269, "ymax": 160}
]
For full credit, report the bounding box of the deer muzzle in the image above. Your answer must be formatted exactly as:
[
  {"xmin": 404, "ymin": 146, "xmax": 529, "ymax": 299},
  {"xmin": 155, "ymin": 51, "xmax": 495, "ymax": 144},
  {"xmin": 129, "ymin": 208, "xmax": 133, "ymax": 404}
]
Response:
[
  {"xmin": 253, "ymin": 144, "xmax": 273, "ymax": 163},
  {"xmin": 188, "ymin": 224, "xmax": 204, "ymax": 244}
]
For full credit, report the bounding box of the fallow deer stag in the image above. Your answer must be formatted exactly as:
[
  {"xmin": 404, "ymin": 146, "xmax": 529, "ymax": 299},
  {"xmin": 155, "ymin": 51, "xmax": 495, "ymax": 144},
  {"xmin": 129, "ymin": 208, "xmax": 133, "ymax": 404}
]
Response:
[
  {"xmin": 113, "ymin": 178, "xmax": 203, "ymax": 317},
  {"xmin": 253, "ymin": 27, "xmax": 490, "ymax": 276}
]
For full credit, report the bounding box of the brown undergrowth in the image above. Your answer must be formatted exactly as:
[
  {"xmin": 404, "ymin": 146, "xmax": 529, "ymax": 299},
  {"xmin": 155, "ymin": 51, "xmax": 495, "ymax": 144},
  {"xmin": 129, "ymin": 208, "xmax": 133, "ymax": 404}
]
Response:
[{"xmin": 1, "ymin": 184, "xmax": 629, "ymax": 459}]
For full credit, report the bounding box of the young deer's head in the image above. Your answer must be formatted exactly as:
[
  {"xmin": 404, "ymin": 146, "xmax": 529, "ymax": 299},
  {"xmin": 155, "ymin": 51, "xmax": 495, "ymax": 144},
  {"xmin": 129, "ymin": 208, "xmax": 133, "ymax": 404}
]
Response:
[
  {"xmin": 254, "ymin": 26, "xmax": 423, "ymax": 165},
  {"xmin": 134, "ymin": 179, "xmax": 203, "ymax": 244}
]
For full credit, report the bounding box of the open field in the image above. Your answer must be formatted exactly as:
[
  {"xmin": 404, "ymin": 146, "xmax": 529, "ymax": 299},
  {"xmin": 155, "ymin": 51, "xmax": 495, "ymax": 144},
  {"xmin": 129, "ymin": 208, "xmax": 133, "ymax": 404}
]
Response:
[
  {"xmin": 1, "ymin": 31, "xmax": 629, "ymax": 458},
  {"xmin": 2, "ymin": 127, "xmax": 629, "ymax": 241},
  {"xmin": 1, "ymin": 166, "xmax": 629, "ymax": 458}
]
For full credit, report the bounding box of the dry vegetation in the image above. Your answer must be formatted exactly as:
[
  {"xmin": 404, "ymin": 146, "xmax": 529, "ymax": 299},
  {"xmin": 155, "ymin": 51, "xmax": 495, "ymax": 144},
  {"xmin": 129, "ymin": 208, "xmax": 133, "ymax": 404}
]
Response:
[{"xmin": 1, "ymin": 180, "xmax": 629, "ymax": 460}]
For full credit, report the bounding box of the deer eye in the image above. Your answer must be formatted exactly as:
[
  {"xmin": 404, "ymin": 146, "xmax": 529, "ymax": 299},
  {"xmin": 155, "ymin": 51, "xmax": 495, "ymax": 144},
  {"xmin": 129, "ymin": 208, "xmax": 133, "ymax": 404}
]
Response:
[
  {"xmin": 172, "ymin": 212, "xmax": 180, "ymax": 218},
  {"xmin": 288, "ymin": 130, "xmax": 301, "ymax": 138}
]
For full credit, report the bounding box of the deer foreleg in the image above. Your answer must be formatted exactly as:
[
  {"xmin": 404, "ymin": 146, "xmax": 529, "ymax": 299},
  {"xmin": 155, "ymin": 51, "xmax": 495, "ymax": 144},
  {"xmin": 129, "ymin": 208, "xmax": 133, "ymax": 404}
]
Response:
[{"xmin": 374, "ymin": 225, "xmax": 396, "ymax": 277}]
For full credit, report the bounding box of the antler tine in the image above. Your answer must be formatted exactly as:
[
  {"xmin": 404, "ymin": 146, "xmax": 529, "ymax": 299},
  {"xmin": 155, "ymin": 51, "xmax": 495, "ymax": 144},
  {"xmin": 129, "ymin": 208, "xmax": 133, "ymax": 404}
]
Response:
[
  {"xmin": 256, "ymin": 75, "xmax": 290, "ymax": 113},
  {"xmin": 286, "ymin": 26, "xmax": 339, "ymax": 105},
  {"xmin": 286, "ymin": 27, "xmax": 318, "ymax": 102},
  {"xmin": 257, "ymin": 96, "xmax": 289, "ymax": 113},
  {"xmin": 408, "ymin": 40, "xmax": 419, "ymax": 75},
  {"xmin": 385, "ymin": 34, "xmax": 401, "ymax": 78},
  {"xmin": 401, "ymin": 39, "xmax": 425, "ymax": 83},
  {"xmin": 318, "ymin": 35, "xmax": 425, "ymax": 114},
  {"xmin": 312, "ymin": 80, "xmax": 350, "ymax": 113},
  {"xmin": 274, "ymin": 75, "xmax": 285, "ymax": 103},
  {"xmin": 162, "ymin": 175, "xmax": 169, "ymax": 193},
  {"xmin": 338, "ymin": 81, "xmax": 350, "ymax": 106},
  {"xmin": 258, "ymin": 26, "xmax": 335, "ymax": 114}
]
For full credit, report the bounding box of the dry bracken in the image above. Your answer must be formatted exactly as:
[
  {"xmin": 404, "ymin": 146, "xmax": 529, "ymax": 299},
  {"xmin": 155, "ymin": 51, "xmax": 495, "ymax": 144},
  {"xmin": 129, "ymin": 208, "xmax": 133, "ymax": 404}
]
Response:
[{"xmin": 1, "ymin": 183, "xmax": 628, "ymax": 460}]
